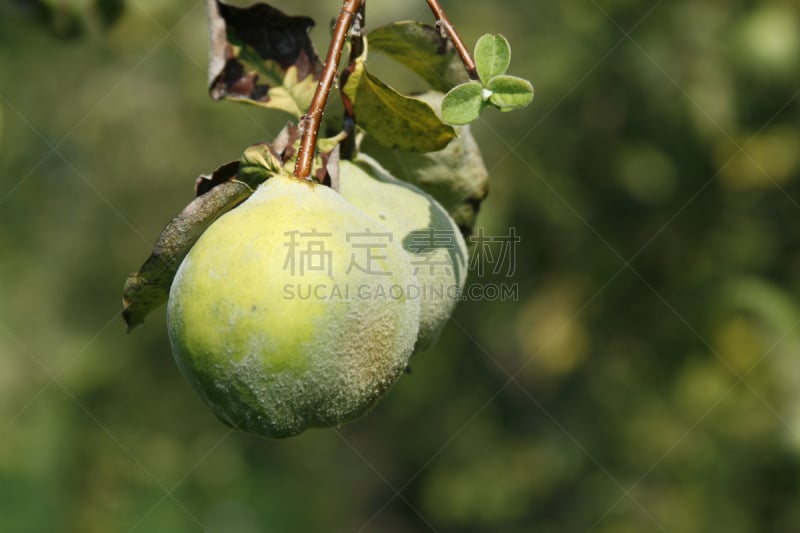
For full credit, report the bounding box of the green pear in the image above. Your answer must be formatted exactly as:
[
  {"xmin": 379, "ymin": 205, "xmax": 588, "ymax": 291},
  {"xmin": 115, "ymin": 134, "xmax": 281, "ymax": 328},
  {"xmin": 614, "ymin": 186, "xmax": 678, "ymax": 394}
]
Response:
[
  {"xmin": 338, "ymin": 156, "xmax": 468, "ymax": 353},
  {"xmin": 358, "ymin": 92, "xmax": 489, "ymax": 238},
  {"xmin": 167, "ymin": 174, "xmax": 420, "ymax": 438}
]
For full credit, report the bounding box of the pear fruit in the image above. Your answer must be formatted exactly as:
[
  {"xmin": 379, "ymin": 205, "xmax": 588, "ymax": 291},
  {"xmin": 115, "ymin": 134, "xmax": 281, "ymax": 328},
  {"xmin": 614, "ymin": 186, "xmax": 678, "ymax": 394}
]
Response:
[
  {"xmin": 358, "ymin": 92, "xmax": 489, "ymax": 238},
  {"xmin": 339, "ymin": 156, "xmax": 468, "ymax": 353},
  {"xmin": 167, "ymin": 174, "xmax": 420, "ymax": 438}
]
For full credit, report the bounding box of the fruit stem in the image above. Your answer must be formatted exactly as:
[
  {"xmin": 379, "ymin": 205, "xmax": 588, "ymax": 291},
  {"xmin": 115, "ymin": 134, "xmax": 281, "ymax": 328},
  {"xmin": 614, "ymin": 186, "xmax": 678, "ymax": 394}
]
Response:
[
  {"xmin": 294, "ymin": 0, "xmax": 364, "ymax": 180},
  {"xmin": 425, "ymin": 0, "xmax": 479, "ymax": 81}
]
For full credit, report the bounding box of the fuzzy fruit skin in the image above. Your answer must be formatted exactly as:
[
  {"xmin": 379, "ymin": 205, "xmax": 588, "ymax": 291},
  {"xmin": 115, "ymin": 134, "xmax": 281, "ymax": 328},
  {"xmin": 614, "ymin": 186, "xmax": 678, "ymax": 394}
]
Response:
[
  {"xmin": 339, "ymin": 156, "xmax": 468, "ymax": 353},
  {"xmin": 167, "ymin": 175, "xmax": 420, "ymax": 438},
  {"xmin": 358, "ymin": 92, "xmax": 489, "ymax": 238}
]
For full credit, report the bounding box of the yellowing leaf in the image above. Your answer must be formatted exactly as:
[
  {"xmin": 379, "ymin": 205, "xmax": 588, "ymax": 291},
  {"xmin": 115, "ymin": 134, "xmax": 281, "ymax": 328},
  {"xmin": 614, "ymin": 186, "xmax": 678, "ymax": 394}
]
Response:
[{"xmin": 342, "ymin": 41, "xmax": 455, "ymax": 152}]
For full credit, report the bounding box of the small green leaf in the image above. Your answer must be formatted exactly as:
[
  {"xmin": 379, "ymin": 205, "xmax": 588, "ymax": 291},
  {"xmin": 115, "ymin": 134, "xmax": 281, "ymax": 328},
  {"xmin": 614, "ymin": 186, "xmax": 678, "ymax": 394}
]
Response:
[
  {"xmin": 442, "ymin": 81, "xmax": 485, "ymax": 125},
  {"xmin": 487, "ymin": 75, "xmax": 534, "ymax": 110},
  {"xmin": 239, "ymin": 143, "xmax": 285, "ymax": 187},
  {"xmin": 475, "ymin": 34, "xmax": 511, "ymax": 81},
  {"xmin": 368, "ymin": 22, "xmax": 469, "ymax": 92}
]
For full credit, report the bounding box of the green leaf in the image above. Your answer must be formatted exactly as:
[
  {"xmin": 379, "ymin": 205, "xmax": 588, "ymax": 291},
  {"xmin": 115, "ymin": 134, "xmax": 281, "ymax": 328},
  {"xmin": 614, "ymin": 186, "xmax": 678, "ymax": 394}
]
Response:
[
  {"xmin": 238, "ymin": 143, "xmax": 285, "ymax": 187},
  {"xmin": 487, "ymin": 75, "xmax": 534, "ymax": 110},
  {"xmin": 122, "ymin": 163, "xmax": 252, "ymax": 331},
  {"xmin": 342, "ymin": 41, "xmax": 456, "ymax": 152},
  {"xmin": 475, "ymin": 34, "xmax": 511, "ymax": 81},
  {"xmin": 368, "ymin": 21, "xmax": 469, "ymax": 92},
  {"xmin": 207, "ymin": 1, "xmax": 323, "ymax": 117},
  {"xmin": 441, "ymin": 81, "xmax": 485, "ymax": 125}
]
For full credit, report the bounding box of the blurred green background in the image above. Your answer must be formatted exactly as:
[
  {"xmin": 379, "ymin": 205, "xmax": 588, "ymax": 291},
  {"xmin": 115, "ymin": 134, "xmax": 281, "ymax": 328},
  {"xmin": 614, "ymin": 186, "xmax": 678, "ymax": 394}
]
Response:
[{"xmin": 2, "ymin": 0, "xmax": 800, "ymax": 531}]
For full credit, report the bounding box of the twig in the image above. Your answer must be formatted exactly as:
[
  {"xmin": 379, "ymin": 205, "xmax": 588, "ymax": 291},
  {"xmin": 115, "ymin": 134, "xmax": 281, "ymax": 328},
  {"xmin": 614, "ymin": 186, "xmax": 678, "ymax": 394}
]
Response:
[
  {"xmin": 294, "ymin": 0, "xmax": 364, "ymax": 180},
  {"xmin": 425, "ymin": 0, "xmax": 479, "ymax": 81}
]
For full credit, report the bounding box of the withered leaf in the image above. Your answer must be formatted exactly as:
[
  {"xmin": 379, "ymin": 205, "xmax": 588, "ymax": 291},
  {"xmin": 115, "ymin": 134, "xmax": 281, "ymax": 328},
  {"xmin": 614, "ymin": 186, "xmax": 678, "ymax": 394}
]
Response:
[
  {"xmin": 122, "ymin": 177, "xmax": 252, "ymax": 331},
  {"xmin": 207, "ymin": 0, "xmax": 323, "ymax": 117},
  {"xmin": 195, "ymin": 159, "xmax": 240, "ymax": 197}
]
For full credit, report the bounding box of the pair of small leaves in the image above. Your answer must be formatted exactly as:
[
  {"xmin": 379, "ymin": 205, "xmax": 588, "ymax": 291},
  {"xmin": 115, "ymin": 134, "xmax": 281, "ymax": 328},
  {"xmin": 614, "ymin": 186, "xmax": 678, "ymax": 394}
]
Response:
[{"xmin": 441, "ymin": 34, "xmax": 534, "ymax": 125}]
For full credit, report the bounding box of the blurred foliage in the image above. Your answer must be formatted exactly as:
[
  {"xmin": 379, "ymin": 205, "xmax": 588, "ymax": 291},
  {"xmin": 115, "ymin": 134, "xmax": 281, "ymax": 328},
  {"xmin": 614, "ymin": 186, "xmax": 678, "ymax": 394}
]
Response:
[
  {"xmin": 2, "ymin": 0, "xmax": 800, "ymax": 532},
  {"xmin": 15, "ymin": 0, "xmax": 126, "ymax": 38}
]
